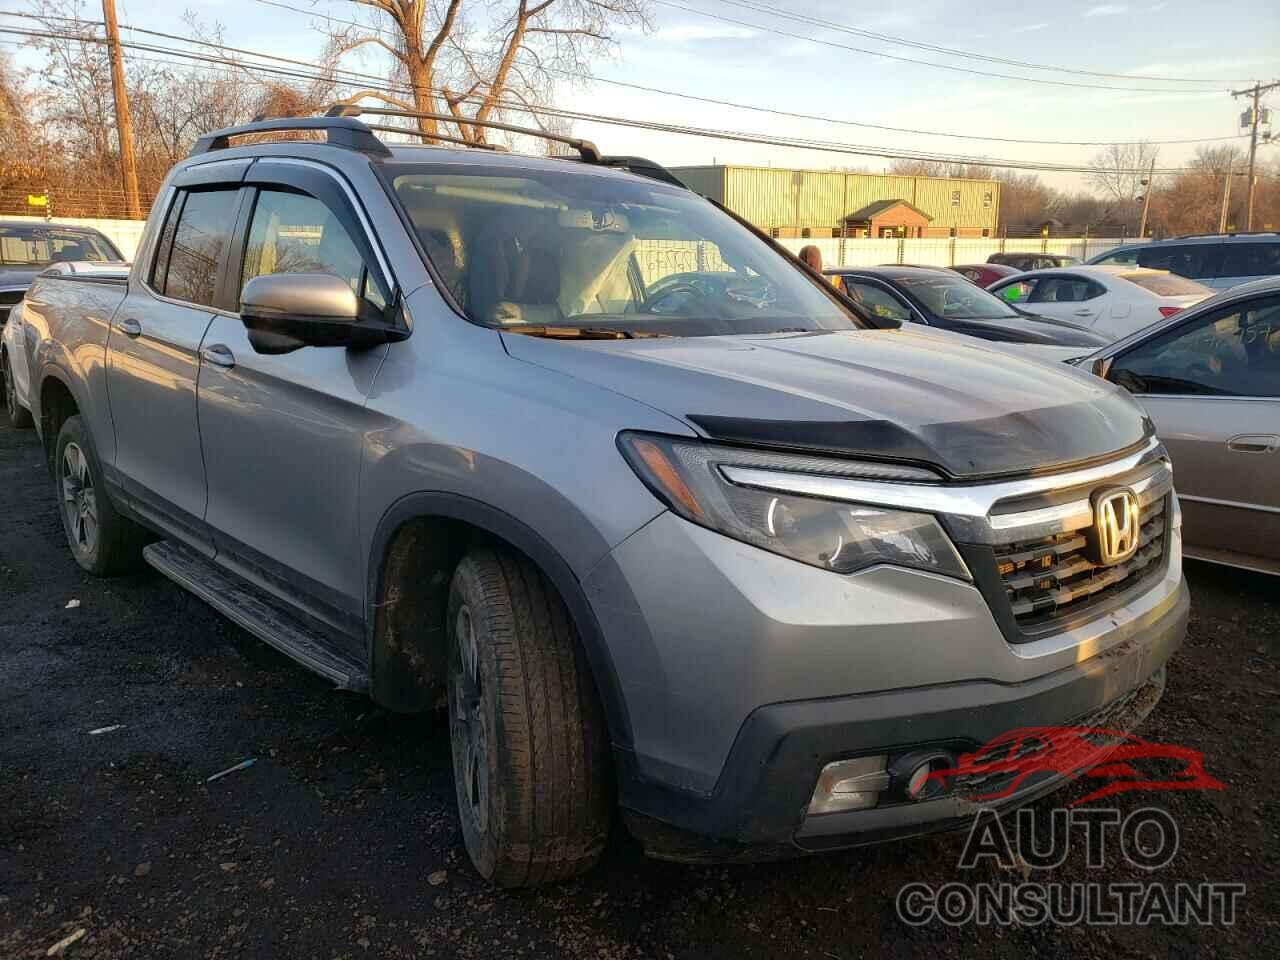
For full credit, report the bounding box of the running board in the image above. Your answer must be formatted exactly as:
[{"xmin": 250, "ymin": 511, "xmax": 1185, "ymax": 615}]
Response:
[{"xmin": 143, "ymin": 541, "xmax": 369, "ymax": 692}]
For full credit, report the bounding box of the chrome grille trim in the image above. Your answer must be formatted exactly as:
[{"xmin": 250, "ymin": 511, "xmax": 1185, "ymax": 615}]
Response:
[{"xmin": 720, "ymin": 437, "xmax": 1166, "ymax": 546}]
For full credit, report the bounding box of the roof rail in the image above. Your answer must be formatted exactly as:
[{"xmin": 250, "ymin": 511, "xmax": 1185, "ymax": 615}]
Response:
[
  {"xmin": 326, "ymin": 104, "xmax": 602, "ymax": 162},
  {"xmin": 1168, "ymin": 230, "xmax": 1280, "ymax": 240},
  {"xmin": 189, "ymin": 115, "xmax": 391, "ymax": 157}
]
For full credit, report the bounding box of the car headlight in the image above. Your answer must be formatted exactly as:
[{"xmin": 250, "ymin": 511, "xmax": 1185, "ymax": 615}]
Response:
[{"xmin": 618, "ymin": 432, "xmax": 970, "ymax": 580}]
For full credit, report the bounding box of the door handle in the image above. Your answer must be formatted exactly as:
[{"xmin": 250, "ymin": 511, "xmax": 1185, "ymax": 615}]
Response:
[
  {"xmin": 1072, "ymin": 309, "xmax": 1093, "ymax": 316},
  {"xmin": 116, "ymin": 317, "xmax": 142, "ymax": 338},
  {"xmin": 200, "ymin": 344, "xmax": 235, "ymax": 369},
  {"xmin": 1227, "ymin": 434, "xmax": 1279, "ymax": 454}
]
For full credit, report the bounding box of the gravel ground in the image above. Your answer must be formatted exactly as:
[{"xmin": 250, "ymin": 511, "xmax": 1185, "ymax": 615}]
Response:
[{"xmin": 1, "ymin": 418, "xmax": 1277, "ymax": 959}]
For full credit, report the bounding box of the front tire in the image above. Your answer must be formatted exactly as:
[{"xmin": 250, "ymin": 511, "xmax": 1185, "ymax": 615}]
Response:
[
  {"xmin": 55, "ymin": 415, "xmax": 147, "ymax": 576},
  {"xmin": 2, "ymin": 351, "xmax": 33, "ymax": 429},
  {"xmin": 446, "ymin": 547, "xmax": 611, "ymax": 887}
]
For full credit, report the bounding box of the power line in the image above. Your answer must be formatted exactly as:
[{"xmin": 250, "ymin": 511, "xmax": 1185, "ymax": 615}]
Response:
[
  {"xmin": 3, "ymin": 8, "xmax": 1243, "ymax": 149},
  {"xmin": 652, "ymin": 0, "xmax": 1231, "ymax": 94},
  {"xmin": 0, "ymin": 23, "xmax": 1211, "ymax": 175},
  {"xmin": 700, "ymin": 0, "xmax": 1234, "ymax": 85}
]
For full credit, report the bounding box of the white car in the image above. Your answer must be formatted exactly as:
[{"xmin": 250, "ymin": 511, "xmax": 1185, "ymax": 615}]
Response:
[{"xmin": 987, "ymin": 265, "xmax": 1211, "ymax": 341}]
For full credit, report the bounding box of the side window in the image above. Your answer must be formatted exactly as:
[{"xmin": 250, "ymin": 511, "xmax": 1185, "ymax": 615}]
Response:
[
  {"xmin": 844, "ymin": 281, "xmax": 914, "ymax": 322},
  {"xmin": 1110, "ymin": 295, "xmax": 1280, "ymax": 398},
  {"xmin": 1137, "ymin": 243, "xmax": 1217, "ymax": 280},
  {"xmin": 1028, "ymin": 276, "xmax": 1096, "ymax": 303},
  {"xmin": 149, "ymin": 193, "xmax": 182, "ymax": 293},
  {"xmin": 1219, "ymin": 242, "xmax": 1280, "ymax": 279},
  {"xmin": 997, "ymin": 279, "xmax": 1036, "ymax": 304},
  {"xmin": 241, "ymin": 189, "xmax": 388, "ymax": 312},
  {"xmin": 161, "ymin": 188, "xmax": 242, "ymax": 307},
  {"xmin": 1098, "ymin": 248, "xmax": 1138, "ymax": 266}
]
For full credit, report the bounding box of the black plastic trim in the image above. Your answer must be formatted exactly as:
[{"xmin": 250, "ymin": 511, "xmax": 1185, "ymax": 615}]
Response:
[{"xmin": 366, "ymin": 491, "xmax": 634, "ymax": 750}]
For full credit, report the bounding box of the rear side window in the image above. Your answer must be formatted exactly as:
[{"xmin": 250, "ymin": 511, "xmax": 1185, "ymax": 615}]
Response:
[
  {"xmin": 842, "ymin": 280, "xmax": 914, "ymax": 322},
  {"xmin": 1137, "ymin": 243, "xmax": 1217, "ymax": 280},
  {"xmin": 155, "ymin": 188, "xmax": 241, "ymax": 308},
  {"xmin": 1094, "ymin": 248, "xmax": 1139, "ymax": 266},
  {"xmin": 1122, "ymin": 273, "xmax": 1210, "ymax": 297},
  {"xmin": 1027, "ymin": 276, "xmax": 1103, "ymax": 303},
  {"xmin": 1219, "ymin": 242, "xmax": 1280, "ymax": 278}
]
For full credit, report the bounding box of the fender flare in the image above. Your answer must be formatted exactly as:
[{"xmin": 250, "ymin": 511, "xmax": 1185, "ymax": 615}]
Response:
[{"xmin": 366, "ymin": 491, "xmax": 634, "ymax": 751}]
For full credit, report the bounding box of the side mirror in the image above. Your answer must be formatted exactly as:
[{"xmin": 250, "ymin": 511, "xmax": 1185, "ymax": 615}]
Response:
[
  {"xmin": 1090, "ymin": 356, "xmax": 1114, "ymax": 379},
  {"xmin": 240, "ymin": 273, "xmax": 394, "ymax": 355}
]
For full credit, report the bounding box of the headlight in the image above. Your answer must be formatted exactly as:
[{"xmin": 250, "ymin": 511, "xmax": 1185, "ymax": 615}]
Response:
[{"xmin": 618, "ymin": 432, "xmax": 970, "ymax": 580}]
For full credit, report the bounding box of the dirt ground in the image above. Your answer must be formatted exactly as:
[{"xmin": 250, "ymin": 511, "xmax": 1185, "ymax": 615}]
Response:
[{"xmin": 1, "ymin": 418, "xmax": 1277, "ymax": 959}]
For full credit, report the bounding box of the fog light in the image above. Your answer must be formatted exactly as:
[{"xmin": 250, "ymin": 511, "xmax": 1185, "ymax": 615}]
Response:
[
  {"xmin": 891, "ymin": 750, "xmax": 954, "ymax": 802},
  {"xmin": 807, "ymin": 755, "xmax": 889, "ymax": 815}
]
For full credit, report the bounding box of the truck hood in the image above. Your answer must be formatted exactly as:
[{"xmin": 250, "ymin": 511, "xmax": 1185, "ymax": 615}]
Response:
[{"xmin": 502, "ymin": 326, "xmax": 1150, "ymax": 479}]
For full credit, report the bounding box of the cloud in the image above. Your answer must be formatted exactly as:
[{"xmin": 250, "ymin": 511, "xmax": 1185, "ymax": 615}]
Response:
[
  {"xmin": 1084, "ymin": 4, "xmax": 1129, "ymax": 16},
  {"xmin": 650, "ymin": 23, "xmax": 757, "ymax": 43},
  {"xmin": 1010, "ymin": 23, "xmax": 1050, "ymax": 34}
]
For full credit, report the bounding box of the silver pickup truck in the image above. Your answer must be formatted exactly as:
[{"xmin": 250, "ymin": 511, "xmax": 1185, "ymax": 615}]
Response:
[{"xmin": 7, "ymin": 109, "xmax": 1188, "ymax": 887}]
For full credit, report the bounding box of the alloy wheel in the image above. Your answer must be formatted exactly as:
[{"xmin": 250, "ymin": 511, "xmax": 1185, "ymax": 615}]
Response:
[
  {"xmin": 2, "ymin": 355, "xmax": 15, "ymax": 420},
  {"xmin": 450, "ymin": 604, "xmax": 489, "ymax": 835},
  {"xmin": 61, "ymin": 442, "xmax": 98, "ymax": 554}
]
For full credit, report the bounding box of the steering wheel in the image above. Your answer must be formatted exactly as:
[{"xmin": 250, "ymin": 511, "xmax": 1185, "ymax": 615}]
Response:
[{"xmin": 645, "ymin": 281, "xmax": 709, "ymax": 314}]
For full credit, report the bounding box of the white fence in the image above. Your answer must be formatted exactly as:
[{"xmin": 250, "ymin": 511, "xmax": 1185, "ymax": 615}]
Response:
[
  {"xmin": 6, "ymin": 215, "xmax": 148, "ymax": 261},
  {"xmin": 6, "ymin": 214, "xmax": 1126, "ymax": 272},
  {"xmin": 774, "ymin": 236, "xmax": 1126, "ymax": 268}
]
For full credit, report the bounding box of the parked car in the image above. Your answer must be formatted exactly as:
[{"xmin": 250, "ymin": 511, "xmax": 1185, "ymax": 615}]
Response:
[
  {"xmin": 1075, "ymin": 277, "xmax": 1279, "ymax": 575},
  {"xmin": 1088, "ymin": 233, "xmax": 1280, "ymax": 289},
  {"xmin": 988, "ymin": 266, "xmax": 1211, "ymax": 340},
  {"xmin": 987, "ymin": 252, "xmax": 1081, "ymax": 271},
  {"xmin": 951, "ymin": 262, "xmax": 1020, "ymax": 288},
  {"xmin": 827, "ymin": 265, "xmax": 1111, "ymax": 348},
  {"xmin": 0, "ymin": 221, "xmax": 124, "ymax": 327},
  {"xmin": 14, "ymin": 110, "xmax": 1187, "ymax": 886}
]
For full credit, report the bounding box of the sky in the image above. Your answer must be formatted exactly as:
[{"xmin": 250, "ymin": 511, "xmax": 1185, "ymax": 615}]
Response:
[{"xmin": 6, "ymin": 0, "xmax": 1279, "ymax": 192}]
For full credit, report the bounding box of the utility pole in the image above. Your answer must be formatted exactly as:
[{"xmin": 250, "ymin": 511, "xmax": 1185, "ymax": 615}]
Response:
[
  {"xmin": 102, "ymin": 0, "xmax": 142, "ymax": 220},
  {"xmin": 1219, "ymin": 169, "xmax": 1235, "ymax": 234},
  {"xmin": 1137, "ymin": 157, "xmax": 1155, "ymax": 239},
  {"xmin": 1232, "ymin": 80, "xmax": 1279, "ymax": 231}
]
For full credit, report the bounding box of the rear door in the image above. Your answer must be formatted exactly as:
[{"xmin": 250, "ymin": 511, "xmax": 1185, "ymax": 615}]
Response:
[
  {"xmin": 1107, "ymin": 293, "xmax": 1280, "ymax": 569},
  {"xmin": 105, "ymin": 166, "xmax": 249, "ymax": 552},
  {"xmin": 1215, "ymin": 241, "xmax": 1280, "ymax": 289},
  {"xmin": 195, "ymin": 161, "xmax": 394, "ymax": 650}
]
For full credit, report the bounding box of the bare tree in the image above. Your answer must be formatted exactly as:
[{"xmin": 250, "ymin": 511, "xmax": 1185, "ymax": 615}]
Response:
[
  {"xmin": 328, "ymin": 0, "xmax": 650, "ymax": 142},
  {"xmin": 1087, "ymin": 141, "xmax": 1159, "ymax": 205}
]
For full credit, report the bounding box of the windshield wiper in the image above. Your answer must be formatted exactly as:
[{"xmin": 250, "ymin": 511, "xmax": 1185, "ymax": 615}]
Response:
[{"xmin": 504, "ymin": 325, "xmax": 669, "ymax": 340}]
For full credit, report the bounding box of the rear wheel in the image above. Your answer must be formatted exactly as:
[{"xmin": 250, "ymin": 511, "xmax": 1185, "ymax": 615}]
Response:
[
  {"xmin": 55, "ymin": 415, "xmax": 148, "ymax": 575},
  {"xmin": 2, "ymin": 351, "xmax": 33, "ymax": 429},
  {"xmin": 446, "ymin": 547, "xmax": 610, "ymax": 887}
]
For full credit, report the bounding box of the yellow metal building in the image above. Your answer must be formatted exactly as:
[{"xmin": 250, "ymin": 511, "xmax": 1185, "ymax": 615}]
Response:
[{"xmin": 670, "ymin": 165, "xmax": 1001, "ymax": 239}]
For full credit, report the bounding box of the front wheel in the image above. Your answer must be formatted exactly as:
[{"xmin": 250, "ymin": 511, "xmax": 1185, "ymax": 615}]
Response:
[
  {"xmin": 446, "ymin": 547, "xmax": 611, "ymax": 887},
  {"xmin": 55, "ymin": 415, "xmax": 148, "ymax": 575},
  {"xmin": 2, "ymin": 351, "xmax": 33, "ymax": 429}
]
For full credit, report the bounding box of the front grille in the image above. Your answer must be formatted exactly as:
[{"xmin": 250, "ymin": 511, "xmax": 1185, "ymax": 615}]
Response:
[
  {"xmin": 992, "ymin": 495, "xmax": 1167, "ymax": 629},
  {"xmin": 0, "ymin": 290, "xmax": 22, "ymax": 327}
]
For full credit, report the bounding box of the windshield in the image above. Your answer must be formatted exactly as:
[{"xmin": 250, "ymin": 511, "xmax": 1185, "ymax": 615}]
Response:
[
  {"xmin": 0, "ymin": 226, "xmax": 119, "ymax": 266},
  {"xmin": 895, "ymin": 274, "xmax": 1023, "ymax": 320},
  {"xmin": 389, "ymin": 164, "xmax": 860, "ymax": 338}
]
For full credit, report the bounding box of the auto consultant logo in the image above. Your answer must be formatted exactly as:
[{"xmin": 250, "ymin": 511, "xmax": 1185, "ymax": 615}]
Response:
[{"xmin": 895, "ymin": 728, "xmax": 1242, "ymax": 927}]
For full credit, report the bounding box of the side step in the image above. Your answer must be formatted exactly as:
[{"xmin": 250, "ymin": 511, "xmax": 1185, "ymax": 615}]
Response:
[{"xmin": 143, "ymin": 541, "xmax": 369, "ymax": 692}]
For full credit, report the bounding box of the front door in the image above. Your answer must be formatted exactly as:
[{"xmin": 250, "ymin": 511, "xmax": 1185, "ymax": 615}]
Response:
[
  {"xmin": 1108, "ymin": 293, "xmax": 1280, "ymax": 569},
  {"xmin": 196, "ymin": 166, "xmax": 393, "ymax": 648},
  {"xmin": 105, "ymin": 183, "xmax": 246, "ymax": 552}
]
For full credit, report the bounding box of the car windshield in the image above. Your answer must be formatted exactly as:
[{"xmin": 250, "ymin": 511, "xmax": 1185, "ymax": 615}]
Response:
[
  {"xmin": 0, "ymin": 226, "xmax": 118, "ymax": 265},
  {"xmin": 388, "ymin": 164, "xmax": 861, "ymax": 338},
  {"xmin": 895, "ymin": 274, "xmax": 1023, "ymax": 320},
  {"xmin": 1121, "ymin": 272, "xmax": 1210, "ymax": 297}
]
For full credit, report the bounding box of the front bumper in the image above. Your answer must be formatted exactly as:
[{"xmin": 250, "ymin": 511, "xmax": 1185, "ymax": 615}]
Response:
[{"xmin": 587, "ymin": 512, "xmax": 1188, "ymax": 858}]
